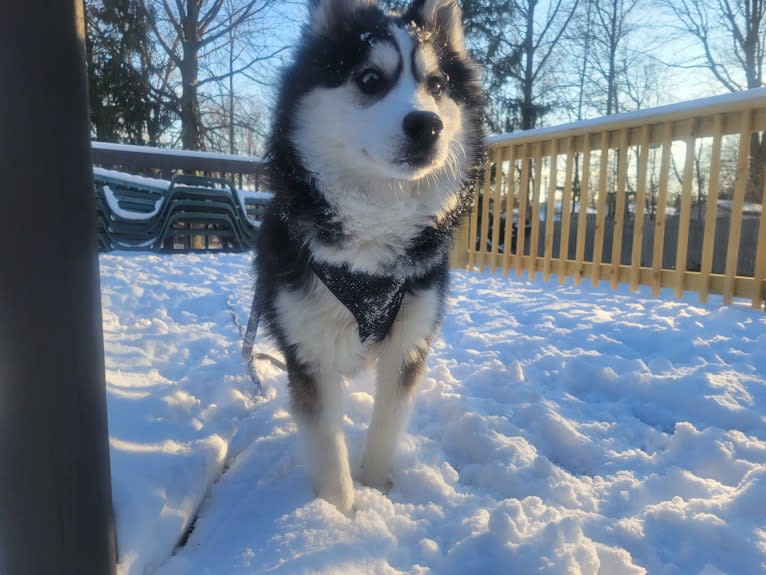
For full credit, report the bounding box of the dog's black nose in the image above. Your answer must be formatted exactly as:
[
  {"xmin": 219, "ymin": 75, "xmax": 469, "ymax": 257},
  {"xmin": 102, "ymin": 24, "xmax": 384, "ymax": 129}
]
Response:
[{"xmin": 403, "ymin": 111, "xmax": 443, "ymax": 145}]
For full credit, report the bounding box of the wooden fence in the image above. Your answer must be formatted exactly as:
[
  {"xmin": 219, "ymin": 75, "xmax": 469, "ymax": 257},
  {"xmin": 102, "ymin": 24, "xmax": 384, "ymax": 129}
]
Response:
[{"xmin": 451, "ymin": 88, "xmax": 766, "ymax": 310}]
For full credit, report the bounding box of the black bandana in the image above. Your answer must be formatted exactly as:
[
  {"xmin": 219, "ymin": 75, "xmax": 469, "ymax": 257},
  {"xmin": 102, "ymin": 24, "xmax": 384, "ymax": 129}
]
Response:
[{"xmin": 311, "ymin": 260, "xmax": 407, "ymax": 343}]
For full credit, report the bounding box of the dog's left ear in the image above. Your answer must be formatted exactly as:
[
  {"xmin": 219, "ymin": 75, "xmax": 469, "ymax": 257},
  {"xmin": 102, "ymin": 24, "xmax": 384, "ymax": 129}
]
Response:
[{"xmin": 414, "ymin": 0, "xmax": 465, "ymax": 51}]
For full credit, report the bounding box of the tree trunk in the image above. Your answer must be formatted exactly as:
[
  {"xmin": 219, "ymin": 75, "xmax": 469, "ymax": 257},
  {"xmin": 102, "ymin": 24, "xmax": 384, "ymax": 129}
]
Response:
[
  {"xmin": 180, "ymin": 1, "xmax": 203, "ymax": 151},
  {"xmin": 229, "ymin": 28, "xmax": 236, "ymax": 155},
  {"xmin": 180, "ymin": 44, "xmax": 203, "ymax": 150},
  {"xmin": 521, "ymin": 0, "xmax": 537, "ymax": 130},
  {"xmin": 605, "ymin": 0, "xmax": 619, "ymax": 116}
]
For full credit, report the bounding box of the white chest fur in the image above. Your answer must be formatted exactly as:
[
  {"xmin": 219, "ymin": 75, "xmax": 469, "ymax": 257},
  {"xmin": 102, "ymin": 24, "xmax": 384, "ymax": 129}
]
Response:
[{"xmin": 307, "ymin": 176, "xmax": 461, "ymax": 274}]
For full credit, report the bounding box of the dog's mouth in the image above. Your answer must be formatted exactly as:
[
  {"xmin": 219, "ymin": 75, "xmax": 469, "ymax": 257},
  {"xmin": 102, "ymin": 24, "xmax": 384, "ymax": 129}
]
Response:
[
  {"xmin": 360, "ymin": 145, "xmax": 442, "ymax": 180},
  {"xmin": 401, "ymin": 148, "xmax": 438, "ymax": 168}
]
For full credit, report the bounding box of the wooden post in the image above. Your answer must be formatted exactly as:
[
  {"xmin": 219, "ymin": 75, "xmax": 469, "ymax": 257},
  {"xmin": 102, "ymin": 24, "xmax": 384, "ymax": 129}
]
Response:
[
  {"xmin": 652, "ymin": 123, "xmax": 672, "ymax": 297},
  {"xmin": 467, "ymin": 166, "xmax": 481, "ymax": 270},
  {"xmin": 753, "ymin": 174, "xmax": 766, "ymax": 309},
  {"xmin": 675, "ymin": 119, "xmax": 697, "ymax": 298},
  {"xmin": 610, "ymin": 129, "xmax": 629, "ymax": 289},
  {"xmin": 630, "ymin": 125, "xmax": 650, "ymax": 292},
  {"xmin": 502, "ymin": 146, "xmax": 516, "ymax": 275},
  {"xmin": 449, "ymin": 219, "xmax": 471, "ymax": 269},
  {"xmin": 528, "ymin": 143, "xmax": 544, "ymax": 279},
  {"xmin": 574, "ymin": 134, "xmax": 592, "ymax": 285},
  {"xmin": 478, "ymin": 156, "xmax": 493, "ymax": 271},
  {"xmin": 489, "ymin": 147, "xmax": 503, "ymax": 273},
  {"xmin": 592, "ymin": 132, "xmax": 610, "ymax": 287},
  {"xmin": 0, "ymin": 1, "xmax": 117, "ymax": 573},
  {"xmin": 558, "ymin": 138, "xmax": 574, "ymax": 283},
  {"xmin": 514, "ymin": 145, "xmax": 531, "ymax": 276},
  {"xmin": 543, "ymin": 140, "xmax": 559, "ymax": 282},
  {"xmin": 699, "ymin": 115, "xmax": 724, "ymax": 304},
  {"xmin": 723, "ymin": 110, "xmax": 753, "ymax": 305}
]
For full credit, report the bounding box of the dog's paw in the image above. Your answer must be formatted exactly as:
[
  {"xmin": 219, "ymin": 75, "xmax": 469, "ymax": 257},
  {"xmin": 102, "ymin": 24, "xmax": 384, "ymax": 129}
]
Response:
[{"xmin": 318, "ymin": 479, "xmax": 355, "ymax": 517}]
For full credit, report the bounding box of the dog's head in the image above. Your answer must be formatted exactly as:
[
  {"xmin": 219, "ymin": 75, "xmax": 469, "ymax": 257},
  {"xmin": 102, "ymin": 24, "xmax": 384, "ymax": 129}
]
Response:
[{"xmin": 279, "ymin": 0, "xmax": 483, "ymax": 189}]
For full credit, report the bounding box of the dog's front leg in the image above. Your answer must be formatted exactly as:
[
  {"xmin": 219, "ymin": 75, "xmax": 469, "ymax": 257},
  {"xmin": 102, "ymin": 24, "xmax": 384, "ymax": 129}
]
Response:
[
  {"xmin": 288, "ymin": 364, "xmax": 354, "ymax": 515},
  {"xmin": 359, "ymin": 344, "xmax": 427, "ymax": 491}
]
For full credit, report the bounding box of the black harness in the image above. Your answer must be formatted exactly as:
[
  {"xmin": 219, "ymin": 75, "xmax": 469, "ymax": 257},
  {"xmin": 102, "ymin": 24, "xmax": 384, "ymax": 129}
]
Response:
[{"xmin": 310, "ymin": 260, "xmax": 407, "ymax": 343}]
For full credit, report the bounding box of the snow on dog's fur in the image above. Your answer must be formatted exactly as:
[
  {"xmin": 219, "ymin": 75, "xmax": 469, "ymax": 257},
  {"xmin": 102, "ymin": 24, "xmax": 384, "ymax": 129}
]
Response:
[{"xmin": 254, "ymin": 0, "xmax": 484, "ymax": 514}]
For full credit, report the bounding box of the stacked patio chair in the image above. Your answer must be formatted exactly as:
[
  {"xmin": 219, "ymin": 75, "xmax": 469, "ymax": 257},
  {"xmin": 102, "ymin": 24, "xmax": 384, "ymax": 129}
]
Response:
[
  {"xmin": 93, "ymin": 170, "xmax": 168, "ymax": 251},
  {"xmin": 155, "ymin": 174, "xmax": 261, "ymax": 252},
  {"xmin": 94, "ymin": 170, "xmax": 268, "ymax": 252}
]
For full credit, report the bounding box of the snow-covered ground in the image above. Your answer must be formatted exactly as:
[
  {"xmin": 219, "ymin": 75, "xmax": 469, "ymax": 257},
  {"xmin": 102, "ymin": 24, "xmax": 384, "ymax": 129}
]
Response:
[{"xmin": 100, "ymin": 252, "xmax": 766, "ymax": 575}]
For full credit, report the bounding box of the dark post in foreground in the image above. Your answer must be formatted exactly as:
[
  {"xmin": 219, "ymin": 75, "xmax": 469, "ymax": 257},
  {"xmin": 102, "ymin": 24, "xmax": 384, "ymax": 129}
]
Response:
[{"xmin": 0, "ymin": 1, "xmax": 117, "ymax": 573}]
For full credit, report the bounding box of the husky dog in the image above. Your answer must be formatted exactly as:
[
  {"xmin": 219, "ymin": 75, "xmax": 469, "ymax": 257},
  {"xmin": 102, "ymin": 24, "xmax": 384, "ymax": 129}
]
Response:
[{"xmin": 255, "ymin": 0, "xmax": 484, "ymax": 514}]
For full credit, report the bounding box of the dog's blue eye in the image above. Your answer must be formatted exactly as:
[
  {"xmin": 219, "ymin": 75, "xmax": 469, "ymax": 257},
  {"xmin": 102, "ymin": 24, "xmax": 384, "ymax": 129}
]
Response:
[
  {"xmin": 427, "ymin": 75, "xmax": 445, "ymax": 97},
  {"xmin": 357, "ymin": 69, "xmax": 383, "ymax": 94}
]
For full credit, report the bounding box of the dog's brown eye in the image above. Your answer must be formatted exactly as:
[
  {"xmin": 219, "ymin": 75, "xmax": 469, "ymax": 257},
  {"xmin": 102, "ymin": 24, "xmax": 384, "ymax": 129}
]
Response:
[
  {"xmin": 427, "ymin": 75, "xmax": 445, "ymax": 97},
  {"xmin": 357, "ymin": 69, "xmax": 383, "ymax": 94}
]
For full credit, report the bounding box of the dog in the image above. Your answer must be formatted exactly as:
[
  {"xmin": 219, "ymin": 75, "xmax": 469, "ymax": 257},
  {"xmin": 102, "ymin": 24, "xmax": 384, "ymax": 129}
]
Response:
[{"xmin": 254, "ymin": 0, "xmax": 484, "ymax": 514}]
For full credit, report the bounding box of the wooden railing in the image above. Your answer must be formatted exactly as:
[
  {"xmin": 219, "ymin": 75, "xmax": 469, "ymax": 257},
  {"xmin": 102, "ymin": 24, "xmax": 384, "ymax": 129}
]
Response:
[{"xmin": 451, "ymin": 88, "xmax": 766, "ymax": 309}]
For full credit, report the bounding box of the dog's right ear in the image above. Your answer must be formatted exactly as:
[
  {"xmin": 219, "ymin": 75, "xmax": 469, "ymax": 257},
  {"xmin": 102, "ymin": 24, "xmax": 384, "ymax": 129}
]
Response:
[
  {"xmin": 308, "ymin": 0, "xmax": 370, "ymax": 36},
  {"xmin": 415, "ymin": 0, "xmax": 465, "ymax": 51}
]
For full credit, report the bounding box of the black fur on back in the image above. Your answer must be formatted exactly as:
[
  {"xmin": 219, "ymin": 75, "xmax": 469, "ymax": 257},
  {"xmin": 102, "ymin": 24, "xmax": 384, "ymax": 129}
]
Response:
[{"xmin": 255, "ymin": 0, "xmax": 485, "ymax": 355}]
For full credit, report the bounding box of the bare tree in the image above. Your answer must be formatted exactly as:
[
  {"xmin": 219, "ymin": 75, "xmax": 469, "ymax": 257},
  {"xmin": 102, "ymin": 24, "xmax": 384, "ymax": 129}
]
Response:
[
  {"xmin": 660, "ymin": 0, "xmax": 764, "ymax": 90},
  {"xmin": 659, "ymin": 0, "xmax": 766, "ymax": 200},
  {"xmin": 463, "ymin": 0, "xmax": 580, "ymax": 132},
  {"xmin": 590, "ymin": 0, "xmax": 641, "ymax": 115},
  {"xmin": 200, "ymin": 0, "xmax": 287, "ymax": 153},
  {"xmin": 147, "ymin": 0, "xmax": 283, "ymax": 150},
  {"xmin": 516, "ymin": 0, "xmax": 581, "ymax": 129}
]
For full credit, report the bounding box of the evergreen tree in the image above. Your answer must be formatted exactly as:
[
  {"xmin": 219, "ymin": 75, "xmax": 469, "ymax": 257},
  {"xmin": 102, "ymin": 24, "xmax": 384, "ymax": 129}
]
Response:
[{"xmin": 85, "ymin": 0, "xmax": 173, "ymax": 145}]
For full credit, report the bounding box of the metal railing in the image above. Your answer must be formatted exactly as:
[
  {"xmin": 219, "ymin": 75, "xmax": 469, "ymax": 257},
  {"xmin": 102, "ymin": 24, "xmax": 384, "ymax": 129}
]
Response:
[{"xmin": 451, "ymin": 88, "xmax": 766, "ymax": 309}]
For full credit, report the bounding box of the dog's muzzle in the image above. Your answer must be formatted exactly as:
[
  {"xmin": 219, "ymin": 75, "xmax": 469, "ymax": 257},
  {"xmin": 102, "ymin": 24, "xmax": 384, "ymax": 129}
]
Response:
[
  {"xmin": 401, "ymin": 111, "xmax": 443, "ymax": 167},
  {"xmin": 403, "ymin": 111, "xmax": 443, "ymax": 146}
]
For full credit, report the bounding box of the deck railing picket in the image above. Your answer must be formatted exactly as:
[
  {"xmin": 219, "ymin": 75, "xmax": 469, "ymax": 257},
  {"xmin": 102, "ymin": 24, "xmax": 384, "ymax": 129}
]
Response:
[
  {"xmin": 528, "ymin": 143, "xmax": 544, "ymax": 279},
  {"xmin": 753, "ymin": 177, "xmax": 766, "ymax": 308},
  {"xmin": 592, "ymin": 132, "xmax": 610, "ymax": 287},
  {"xmin": 502, "ymin": 145, "xmax": 516, "ymax": 275},
  {"xmin": 574, "ymin": 135, "xmax": 592, "ymax": 285},
  {"xmin": 675, "ymin": 119, "xmax": 697, "ymax": 298},
  {"xmin": 723, "ymin": 110, "xmax": 752, "ymax": 304},
  {"xmin": 515, "ymin": 145, "xmax": 531, "ymax": 277},
  {"xmin": 652, "ymin": 123, "xmax": 673, "ymax": 297},
  {"xmin": 490, "ymin": 147, "xmax": 504, "ymax": 273},
  {"xmin": 543, "ymin": 141, "xmax": 559, "ymax": 281},
  {"xmin": 630, "ymin": 125, "xmax": 650, "ymax": 292},
  {"xmin": 559, "ymin": 138, "xmax": 575, "ymax": 283},
  {"xmin": 610, "ymin": 129, "xmax": 629, "ymax": 289},
  {"xmin": 700, "ymin": 115, "xmax": 724, "ymax": 303}
]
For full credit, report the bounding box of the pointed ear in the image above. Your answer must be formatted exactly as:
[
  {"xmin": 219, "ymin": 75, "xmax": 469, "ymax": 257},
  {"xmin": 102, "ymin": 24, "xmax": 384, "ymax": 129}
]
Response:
[
  {"xmin": 418, "ymin": 0, "xmax": 465, "ymax": 51},
  {"xmin": 308, "ymin": 0, "xmax": 369, "ymax": 35}
]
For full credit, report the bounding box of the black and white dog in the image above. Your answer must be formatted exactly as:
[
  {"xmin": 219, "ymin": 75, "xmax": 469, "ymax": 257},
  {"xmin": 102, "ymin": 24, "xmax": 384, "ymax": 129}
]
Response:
[{"xmin": 254, "ymin": 0, "xmax": 484, "ymax": 514}]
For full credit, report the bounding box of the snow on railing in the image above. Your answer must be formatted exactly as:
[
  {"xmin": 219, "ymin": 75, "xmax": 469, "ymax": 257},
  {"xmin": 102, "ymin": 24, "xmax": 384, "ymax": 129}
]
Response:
[
  {"xmin": 91, "ymin": 141, "xmax": 266, "ymax": 191},
  {"xmin": 452, "ymin": 87, "xmax": 766, "ymax": 310}
]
